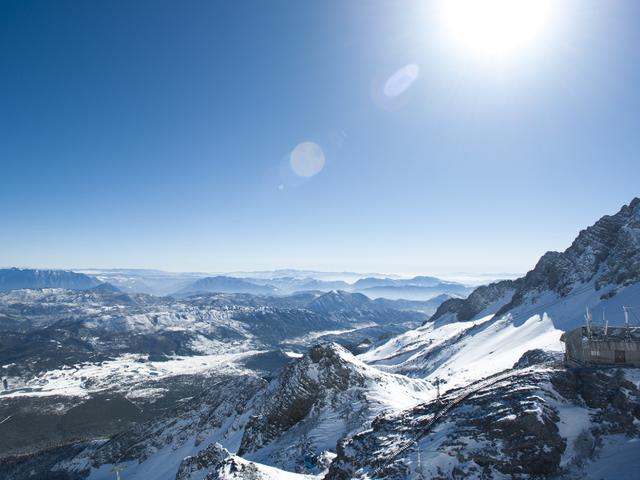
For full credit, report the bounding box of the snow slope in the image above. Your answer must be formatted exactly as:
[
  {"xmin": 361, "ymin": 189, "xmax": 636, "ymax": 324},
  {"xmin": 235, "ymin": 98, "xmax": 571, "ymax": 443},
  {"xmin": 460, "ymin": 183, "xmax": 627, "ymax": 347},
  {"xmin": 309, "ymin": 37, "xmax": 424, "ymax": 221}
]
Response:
[
  {"xmin": 326, "ymin": 365, "xmax": 640, "ymax": 479},
  {"xmin": 361, "ymin": 312, "xmax": 562, "ymax": 391}
]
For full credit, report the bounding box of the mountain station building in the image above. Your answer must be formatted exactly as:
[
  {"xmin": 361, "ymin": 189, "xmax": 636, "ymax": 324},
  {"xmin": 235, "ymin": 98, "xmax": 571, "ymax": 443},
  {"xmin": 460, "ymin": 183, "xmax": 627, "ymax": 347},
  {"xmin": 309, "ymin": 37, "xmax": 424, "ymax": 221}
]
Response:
[{"xmin": 561, "ymin": 325, "xmax": 640, "ymax": 367}]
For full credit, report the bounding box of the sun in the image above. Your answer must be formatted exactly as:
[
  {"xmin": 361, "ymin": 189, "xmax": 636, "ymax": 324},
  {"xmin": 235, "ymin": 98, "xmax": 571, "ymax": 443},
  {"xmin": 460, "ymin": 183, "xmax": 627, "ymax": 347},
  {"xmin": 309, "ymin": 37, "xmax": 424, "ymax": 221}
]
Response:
[{"xmin": 441, "ymin": 0, "xmax": 554, "ymax": 58}]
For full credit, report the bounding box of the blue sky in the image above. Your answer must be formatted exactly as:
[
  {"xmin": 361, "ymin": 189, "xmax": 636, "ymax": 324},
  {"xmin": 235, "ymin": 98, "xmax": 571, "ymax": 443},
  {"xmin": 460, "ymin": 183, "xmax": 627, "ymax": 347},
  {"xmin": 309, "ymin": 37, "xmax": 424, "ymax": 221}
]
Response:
[{"xmin": 1, "ymin": 0, "xmax": 639, "ymax": 275}]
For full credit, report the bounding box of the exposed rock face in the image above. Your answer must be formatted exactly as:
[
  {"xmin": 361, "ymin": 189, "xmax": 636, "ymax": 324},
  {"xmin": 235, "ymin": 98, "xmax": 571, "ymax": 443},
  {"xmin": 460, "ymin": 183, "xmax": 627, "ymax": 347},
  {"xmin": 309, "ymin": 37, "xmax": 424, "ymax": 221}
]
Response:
[
  {"xmin": 175, "ymin": 443, "xmax": 232, "ymax": 480},
  {"xmin": 512, "ymin": 348, "xmax": 563, "ymax": 369},
  {"xmin": 325, "ymin": 365, "xmax": 640, "ymax": 479},
  {"xmin": 550, "ymin": 368, "xmax": 640, "ymax": 437},
  {"xmin": 238, "ymin": 343, "xmax": 366, "ymax": 455},
  {"xmin": 430, "ymin": 279, "xmax": 519, "ymax": 323},
  {"xmin": 235, "ymin": 342, "xmax": 430, "ymax": 473},
  {"xmin": 176, "ymin": 443, "xmax": 292, "ymax": 480},
  {"xmin": 498, "ymin": 197, "xmax": 640, "ymax": 314},
  {"xmin": 431, "ymin": 198, "xmax": 640, "ymax": 325}
]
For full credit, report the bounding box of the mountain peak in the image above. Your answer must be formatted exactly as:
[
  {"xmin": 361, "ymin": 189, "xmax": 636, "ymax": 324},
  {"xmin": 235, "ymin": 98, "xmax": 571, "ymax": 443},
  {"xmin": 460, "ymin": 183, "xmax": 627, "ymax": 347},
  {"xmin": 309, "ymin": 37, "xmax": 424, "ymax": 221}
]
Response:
[
  {"xmin": 431, "ymin": 197, "xmax": 640, "ymax": 330},
  {"xmin": 307, "ymin": 290, "xmax": 372, "ymax": 312},
  {"xmin": 0, "ymin": 268, "xmax": 101, "ymax": 292}
]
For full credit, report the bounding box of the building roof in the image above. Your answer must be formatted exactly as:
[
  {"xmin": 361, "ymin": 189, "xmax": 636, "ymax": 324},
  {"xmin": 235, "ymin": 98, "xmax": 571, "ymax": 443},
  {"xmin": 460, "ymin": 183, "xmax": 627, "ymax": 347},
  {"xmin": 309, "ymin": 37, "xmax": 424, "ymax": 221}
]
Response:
[{"xmin": 561, "ymin": 326, "xmax": 640, "ymax": 342}]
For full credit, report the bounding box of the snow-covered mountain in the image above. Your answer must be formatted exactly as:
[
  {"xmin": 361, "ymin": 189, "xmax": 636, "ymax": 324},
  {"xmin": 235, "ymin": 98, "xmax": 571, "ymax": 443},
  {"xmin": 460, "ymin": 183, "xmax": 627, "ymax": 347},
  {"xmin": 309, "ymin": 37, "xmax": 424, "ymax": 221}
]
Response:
[
  {"xmin": 323, "ymin": 198, "xmax": 640, "ymax": 477},
  {"xmin": 327, "ymin": 358, "xmax": 640, "ymax": 479},
  {"xmin": 3, "ymin": 198, "xmax": 640, "ymax": 479},
  {"xmin": 429, "ymin": 279, "xmax": 520, "ymax": 323},
  {"xmin": 237, "ymin": 343, "xmax": 431, "ymax": 472},
  {"xmin": 350, "ymin": 276, "xmax": 472, "ymax": 301},
  {"xmin": 0, "ymin": 268, "xmax": 101, "ymax": 292},
  {"xmin": 359, "ymin": 198, "xmax": 640, "ymax": 391},
  {"xmin": 307, "ymin": 291, "xmax": 376, "ymax": 313},
  {"xmin": 432, "ymin": 197, "xmax": 640, "ymax": 331},
  {"xmin": 357, "ymin": 283, "xmax": 471, "ymax": 301},
  {"xmin": 79, "ymin": 269, "xmax": 472, "ymax": 301}
]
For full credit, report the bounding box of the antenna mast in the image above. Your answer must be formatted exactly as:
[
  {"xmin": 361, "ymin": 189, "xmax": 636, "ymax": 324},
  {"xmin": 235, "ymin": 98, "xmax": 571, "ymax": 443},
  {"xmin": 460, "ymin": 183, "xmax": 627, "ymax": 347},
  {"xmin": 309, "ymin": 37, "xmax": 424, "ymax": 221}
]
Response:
[
  {"xmin": 585, "ymin": 307, "xmax": 593, "ymax": 337},
  {"xmin": 111, "ymin": 464, "xmax": 124, "ymax": 480},
  {"xmin": 624, "ymin": 306, "xmax": 631, "ymax": 334}
]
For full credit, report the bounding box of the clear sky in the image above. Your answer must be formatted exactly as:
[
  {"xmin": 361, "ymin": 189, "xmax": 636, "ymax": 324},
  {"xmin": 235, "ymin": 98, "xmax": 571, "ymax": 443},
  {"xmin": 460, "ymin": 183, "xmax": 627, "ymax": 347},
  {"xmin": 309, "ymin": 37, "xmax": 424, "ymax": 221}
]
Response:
[{"xmin": 1, "ymin": 0, "xmax": 639, "ymax": 275}]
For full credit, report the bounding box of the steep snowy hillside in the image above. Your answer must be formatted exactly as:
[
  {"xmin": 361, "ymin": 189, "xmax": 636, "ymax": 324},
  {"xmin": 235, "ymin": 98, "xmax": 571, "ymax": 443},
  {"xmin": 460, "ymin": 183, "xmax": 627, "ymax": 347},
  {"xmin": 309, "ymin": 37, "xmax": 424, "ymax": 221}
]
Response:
[
  {"xmin": 432, "ymin": 197, "xmax": 640, "ymax": 331},
  {"xmin": 326, "ymin": 198, "xmax": 640, "ymax": 478},
  {"xmin": 360, "ymin": 312, "xmax": 562, "ymax": 392},
  {"xmin": 237, "ymin": 344, "xmax": 431, "ymax": 472},
  {"xmin": 326, "ymin": 359, "xmax": 640, "ymax": 479},
  {"xmin": 358, "ymin": 199, "xmax": 640, "ymax": 394},
  {"xmin": 176, "ymin": 444, "xmax": 321, "ymax": 480}
]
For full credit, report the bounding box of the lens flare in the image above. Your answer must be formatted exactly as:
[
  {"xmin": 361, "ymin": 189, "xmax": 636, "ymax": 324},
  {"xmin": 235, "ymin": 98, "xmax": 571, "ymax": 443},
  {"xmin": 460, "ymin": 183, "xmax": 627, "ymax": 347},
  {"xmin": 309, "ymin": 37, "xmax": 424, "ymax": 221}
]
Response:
[
  {"xmin": 289, "ymin": 141, "xmax": 325, "ymax": 178},
  {"xmin": 384, "ymin": 64, "xmax": 420, "ymax": 97}
]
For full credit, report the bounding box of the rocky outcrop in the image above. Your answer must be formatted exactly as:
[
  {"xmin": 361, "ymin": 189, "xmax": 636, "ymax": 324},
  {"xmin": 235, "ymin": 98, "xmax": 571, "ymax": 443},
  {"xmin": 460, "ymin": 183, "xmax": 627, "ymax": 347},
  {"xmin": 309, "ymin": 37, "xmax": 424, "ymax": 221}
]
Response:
[
  {"xmin": 325, "ymin": 365, "xmax": 640, "ymax": 479},
  {"xmin": 431, "ymin": 198, "xmax": 640, "ymax": 325},
  {"xmin": 235, "ymin": 342, "xmax": 430, "ymax": 473},
  {"xmin": 498, "ymin": 197, "xmax": 640, "ymax": 315},
  {"xmin": 430, "ymin": 279, "xmax": 519, "ymax": 323},
  {"xmin": 175, "ymin": 443, "xmax": 232, "ymax": 480},
  {"xmin": 238, "ymin": 343, "xmax": 366, "ymax": 455},
  {"xmin": 512, "ymin": 348, "xmax": 562, "ymax": 369}
]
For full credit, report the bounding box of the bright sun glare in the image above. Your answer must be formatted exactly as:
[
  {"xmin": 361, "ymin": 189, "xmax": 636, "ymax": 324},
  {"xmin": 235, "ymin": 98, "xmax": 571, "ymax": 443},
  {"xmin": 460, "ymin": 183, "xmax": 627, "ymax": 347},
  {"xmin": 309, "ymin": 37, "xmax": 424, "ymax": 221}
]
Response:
[{"xmin": 442, "ymin": 0, "xmax": 554, "ymax": 58}]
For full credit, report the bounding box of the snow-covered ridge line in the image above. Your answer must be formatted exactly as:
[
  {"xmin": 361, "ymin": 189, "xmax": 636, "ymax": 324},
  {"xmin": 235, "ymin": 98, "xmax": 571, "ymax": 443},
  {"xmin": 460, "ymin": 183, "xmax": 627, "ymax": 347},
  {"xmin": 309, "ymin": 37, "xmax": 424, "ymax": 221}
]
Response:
[{"xmin": 431, "ymin": 197, "xmax": 640, "ymax": 332}]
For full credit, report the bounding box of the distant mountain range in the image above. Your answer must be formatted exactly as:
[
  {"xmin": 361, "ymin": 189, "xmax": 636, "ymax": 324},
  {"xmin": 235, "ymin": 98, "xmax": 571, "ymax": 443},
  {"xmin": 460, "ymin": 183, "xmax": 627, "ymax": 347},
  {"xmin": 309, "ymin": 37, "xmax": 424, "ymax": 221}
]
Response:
[
  {"xmin": 176, "ymin": 274, "xmax": 472, "ymax": 301},
  {"xmin": 176, "ymin": 276, "xmax": 278, "ymax": 296},
  {"xmin": 0, "ymin": 267, "xmax": 471, "ymax": 301},
  {"xmin": 0, "ymin": 268, "xmax": 101, "ymax": 292}
]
